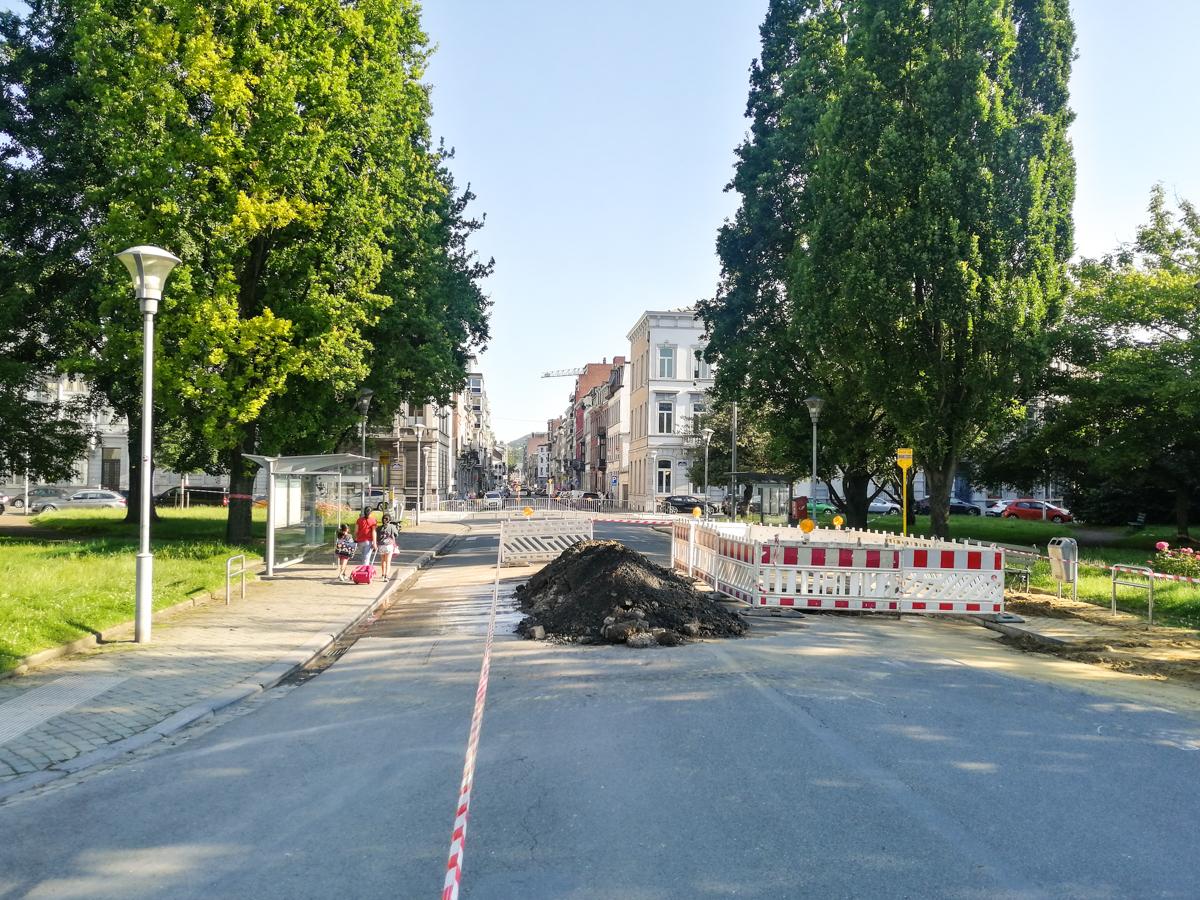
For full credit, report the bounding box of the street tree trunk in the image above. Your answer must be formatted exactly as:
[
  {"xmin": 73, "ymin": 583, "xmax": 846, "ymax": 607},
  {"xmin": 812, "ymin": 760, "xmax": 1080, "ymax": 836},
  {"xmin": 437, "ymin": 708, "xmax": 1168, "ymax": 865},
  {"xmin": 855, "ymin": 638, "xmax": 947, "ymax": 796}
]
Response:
[
  {"xmin": 842, "ymin": 469, "xmax": 871, "ymax": 530},
  {"xmin": 122, "ymin": 404, "xmax": 160, "ymax": 525},
  {"xmin": 1175, "ymin": 488, "xmax": 1192, "ymax": 542},
  {"xmin": 924, "ymin": 454, "xmax": 957, "ymax": 540},
  {"xmin": 225, "ymin": 427, "xmax": 257, "ymax": 544}
]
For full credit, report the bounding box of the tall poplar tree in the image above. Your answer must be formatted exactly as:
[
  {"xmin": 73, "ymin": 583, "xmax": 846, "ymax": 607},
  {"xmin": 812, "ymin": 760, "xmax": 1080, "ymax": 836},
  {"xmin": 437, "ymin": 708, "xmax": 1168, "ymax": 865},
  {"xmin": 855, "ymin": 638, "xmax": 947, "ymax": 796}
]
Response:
[{"xmin": 804, "ymin": 0, "xmax": 1075, "ymax": 536}]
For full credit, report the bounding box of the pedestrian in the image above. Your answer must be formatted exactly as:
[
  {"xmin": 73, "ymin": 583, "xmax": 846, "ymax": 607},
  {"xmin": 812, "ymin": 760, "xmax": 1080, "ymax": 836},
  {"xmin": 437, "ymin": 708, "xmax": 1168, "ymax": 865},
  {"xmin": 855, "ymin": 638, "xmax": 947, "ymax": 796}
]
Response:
[
  {"xmin": 354, "ymin": 507, "xmax": 376, "ymax": 568},
  {"xmin": 376, "ymin": 513, "xmax": 401, "ymax": 580},
  {"xmin": 334, "ymin": 523, "xmax": 355, "ymax": 582}
]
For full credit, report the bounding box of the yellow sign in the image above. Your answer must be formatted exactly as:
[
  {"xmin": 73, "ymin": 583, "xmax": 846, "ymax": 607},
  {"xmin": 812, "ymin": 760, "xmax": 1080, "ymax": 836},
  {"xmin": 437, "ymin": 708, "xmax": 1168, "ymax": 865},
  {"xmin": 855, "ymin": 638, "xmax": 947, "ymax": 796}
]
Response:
[
  {"xmin": 800, "ymin": 518, "xmax": 816, "ymax": 533},
  {"xmin": 896, "ymin": 448, "xmax": 913, "ymax": 470},
  {"xmin": 896, "ymin": 448, "xmax": 912, "ymax": 536},
  {"xmin": 832, "ymin": 514, "xmax": 844, "ymax": 528},
  {"xmin": 522, "ymin": 506, "xmax": 534, "ymax": 518},
  {"xmin": 692, "ymin": 506, "xmax": 702, "ymax": 518}
]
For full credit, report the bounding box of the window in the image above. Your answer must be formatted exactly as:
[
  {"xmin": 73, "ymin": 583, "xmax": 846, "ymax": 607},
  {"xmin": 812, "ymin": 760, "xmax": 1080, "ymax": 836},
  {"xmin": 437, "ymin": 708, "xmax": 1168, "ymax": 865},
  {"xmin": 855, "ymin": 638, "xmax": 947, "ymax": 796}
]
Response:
[
  {"xmin": 690, "ymin": 393, "xmax": 705, "ymax": 416},
  {"xmin": 656, "ymin": 460, "xmax": 672, "ymax": 494},
  {"xmin": 657, "ymin": 345, "xmax": 675, "ymax": 379},
  {"xmin": 692, "ymin": 349, "xmax": 711, "ymax": 380},
  {"xmin": 657, "ymin": 399, "xmax": 674, "ymax": 434}
]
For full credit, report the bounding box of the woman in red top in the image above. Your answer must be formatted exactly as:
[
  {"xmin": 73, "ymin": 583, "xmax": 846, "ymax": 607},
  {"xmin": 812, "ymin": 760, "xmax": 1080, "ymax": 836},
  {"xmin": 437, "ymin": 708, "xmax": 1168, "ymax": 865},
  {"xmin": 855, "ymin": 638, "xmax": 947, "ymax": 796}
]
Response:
[{"xmin": 354, "ymin": 509, "xmax": 376, "ymax": 567}]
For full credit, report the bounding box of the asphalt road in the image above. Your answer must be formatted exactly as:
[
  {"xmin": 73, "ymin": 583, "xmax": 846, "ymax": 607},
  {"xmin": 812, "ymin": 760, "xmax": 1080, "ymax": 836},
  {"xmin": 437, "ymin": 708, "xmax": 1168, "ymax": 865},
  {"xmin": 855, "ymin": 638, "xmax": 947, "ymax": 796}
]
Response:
[{"xmin": 2, "ymin": 523, "xmax": 1199, "ymax": 898}]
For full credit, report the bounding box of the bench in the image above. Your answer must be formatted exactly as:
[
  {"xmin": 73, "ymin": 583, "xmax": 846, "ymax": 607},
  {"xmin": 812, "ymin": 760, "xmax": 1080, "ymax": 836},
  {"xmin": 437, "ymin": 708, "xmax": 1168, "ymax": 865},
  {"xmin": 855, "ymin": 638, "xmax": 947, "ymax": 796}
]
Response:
[
  {"xmin": 1002, "ymin": 544, "xmax": 1039, "ymax": 592},
  {"xmin": 1127, "ymin": 512, "xmax": 1147, "ymax": 531}
]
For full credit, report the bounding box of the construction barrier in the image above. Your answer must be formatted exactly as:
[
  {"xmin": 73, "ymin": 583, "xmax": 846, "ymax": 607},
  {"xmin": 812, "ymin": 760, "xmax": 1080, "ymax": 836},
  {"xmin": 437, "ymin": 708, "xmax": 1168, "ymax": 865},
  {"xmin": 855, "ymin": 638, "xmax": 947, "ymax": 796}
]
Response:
[
  {"xmin": 673, "ymin": 520, "xmax": 1005, "ymax": 615},
  {"xmin": 498, "ymin": 517, "xmax": 593, "ymax": 566}
]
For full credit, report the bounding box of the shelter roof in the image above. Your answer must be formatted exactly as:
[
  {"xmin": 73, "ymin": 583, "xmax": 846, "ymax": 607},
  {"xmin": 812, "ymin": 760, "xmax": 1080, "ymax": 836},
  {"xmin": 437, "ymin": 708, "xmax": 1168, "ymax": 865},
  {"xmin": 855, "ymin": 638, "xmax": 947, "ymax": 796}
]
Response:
[{"xmin": 243, "ymin": 453, "xmax": 368, "ymax": 475}]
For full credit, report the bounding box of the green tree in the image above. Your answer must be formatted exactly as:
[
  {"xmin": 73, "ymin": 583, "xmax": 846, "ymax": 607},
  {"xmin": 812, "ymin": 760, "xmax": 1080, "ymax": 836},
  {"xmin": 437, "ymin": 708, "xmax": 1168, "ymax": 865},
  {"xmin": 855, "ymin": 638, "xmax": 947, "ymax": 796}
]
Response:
[
  {"xmin": 2, "ymin": 1, "xmax": 475, "ymax": 542},
  {"xmin": 700, "ymin": 1, "xmax": 899, "ymax": 527},
  {"xmin": 996, "ymin": 188, "xmax": 1199, "ymax": 538},
  {"xmin": 799, "ymin": 0, "xmax": 1076, "ymax": 537}
]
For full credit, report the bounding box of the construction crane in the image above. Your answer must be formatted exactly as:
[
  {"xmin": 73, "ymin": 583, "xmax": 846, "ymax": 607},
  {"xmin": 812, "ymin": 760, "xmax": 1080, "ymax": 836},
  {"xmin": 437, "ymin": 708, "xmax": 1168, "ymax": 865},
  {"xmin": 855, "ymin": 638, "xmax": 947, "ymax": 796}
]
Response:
[{"xmin": 541, "ymin": 367, "xmax": 587, "ymax": 378}]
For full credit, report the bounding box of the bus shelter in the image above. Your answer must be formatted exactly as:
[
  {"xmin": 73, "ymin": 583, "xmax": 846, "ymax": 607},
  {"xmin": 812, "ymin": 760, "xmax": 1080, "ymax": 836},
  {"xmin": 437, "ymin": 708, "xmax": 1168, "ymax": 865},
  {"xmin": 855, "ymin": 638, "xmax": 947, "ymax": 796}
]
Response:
[
  {"xmin": 244, "ymin": 453, "xmax": 369, "ymax": 576},
  {"xmin": 728, "ymin": 471, "xmax": 795, "ymax": 522}
]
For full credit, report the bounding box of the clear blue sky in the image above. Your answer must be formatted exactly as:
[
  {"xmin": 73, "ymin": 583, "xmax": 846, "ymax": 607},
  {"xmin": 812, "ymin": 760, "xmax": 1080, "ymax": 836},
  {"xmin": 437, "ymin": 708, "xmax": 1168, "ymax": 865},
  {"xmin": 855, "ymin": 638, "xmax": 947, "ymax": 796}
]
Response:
[
  {"xmin": 3, "ymin": 1, "xmax": 1197, "ymax": 441},
  {"xmin": 419, "ymin": 0, "xmax": 1200, "ymax": 441}
]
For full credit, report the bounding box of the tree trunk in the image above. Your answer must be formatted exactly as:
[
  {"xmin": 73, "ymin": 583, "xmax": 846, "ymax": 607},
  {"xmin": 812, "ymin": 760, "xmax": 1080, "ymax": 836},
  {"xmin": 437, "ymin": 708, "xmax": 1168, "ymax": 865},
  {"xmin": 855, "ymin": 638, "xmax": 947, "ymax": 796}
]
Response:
[
  {"xmin": 1175, "ymin": 488, "xmax": 1192, "ymax": 542},
  {"xmin": 122, "ymin": 404, "xmax": 160, "ymax": 524},
  {"xmin": 924, "ymin": 455, "xmax": 957, "ymax": 540},
  {"xmin": 225, "ymin": 427, "xmax": 257, "ymax": 544},
  {"xmin": 842, "ymin": 469, "xmax": 871, "ymax": 530}
]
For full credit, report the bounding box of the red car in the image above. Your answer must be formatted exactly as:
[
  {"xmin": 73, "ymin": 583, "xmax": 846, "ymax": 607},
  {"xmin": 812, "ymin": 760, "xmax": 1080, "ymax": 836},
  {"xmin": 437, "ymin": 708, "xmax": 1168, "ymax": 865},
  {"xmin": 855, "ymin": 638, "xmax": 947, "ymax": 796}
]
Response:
[{"xmin": 1002, "ymin": 499, "xmax": 1073, "ymax": 523}]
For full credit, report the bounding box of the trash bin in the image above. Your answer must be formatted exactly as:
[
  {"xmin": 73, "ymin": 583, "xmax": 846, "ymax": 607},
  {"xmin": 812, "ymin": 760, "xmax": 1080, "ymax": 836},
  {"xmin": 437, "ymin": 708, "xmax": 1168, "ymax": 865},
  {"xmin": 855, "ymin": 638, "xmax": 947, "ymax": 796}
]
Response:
[{"xmin": 1047, "ymin": 537, "xmax": 1078, "ymax": 599}]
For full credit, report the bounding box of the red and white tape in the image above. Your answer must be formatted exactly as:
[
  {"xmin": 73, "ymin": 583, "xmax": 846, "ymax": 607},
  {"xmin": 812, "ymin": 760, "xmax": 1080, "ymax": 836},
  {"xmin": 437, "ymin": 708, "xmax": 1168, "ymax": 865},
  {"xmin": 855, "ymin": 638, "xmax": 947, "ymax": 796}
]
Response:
[
  {"xmin": 442, "ymin": 558, "xmax": 502, "ymax": 899},
  {"xmin": 1111, "ymin": 564, "xmax": 1200, "ymax": 586}
]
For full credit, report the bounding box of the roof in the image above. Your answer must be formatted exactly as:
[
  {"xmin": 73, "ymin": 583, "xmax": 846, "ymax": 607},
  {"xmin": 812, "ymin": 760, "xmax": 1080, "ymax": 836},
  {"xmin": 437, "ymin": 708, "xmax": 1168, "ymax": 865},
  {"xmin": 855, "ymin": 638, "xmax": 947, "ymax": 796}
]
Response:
[{"xmin": 243, "ymin": 453, "xmax": 369, "ymax": 475}]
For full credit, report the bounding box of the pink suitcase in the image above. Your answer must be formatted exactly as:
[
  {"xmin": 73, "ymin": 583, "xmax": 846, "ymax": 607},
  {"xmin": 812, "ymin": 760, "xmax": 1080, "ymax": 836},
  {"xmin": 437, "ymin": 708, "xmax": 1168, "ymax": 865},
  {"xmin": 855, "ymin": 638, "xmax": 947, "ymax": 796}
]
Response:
[{"xmin": 350, "ymin": 565, "xmax": 374, "ymax": 585}]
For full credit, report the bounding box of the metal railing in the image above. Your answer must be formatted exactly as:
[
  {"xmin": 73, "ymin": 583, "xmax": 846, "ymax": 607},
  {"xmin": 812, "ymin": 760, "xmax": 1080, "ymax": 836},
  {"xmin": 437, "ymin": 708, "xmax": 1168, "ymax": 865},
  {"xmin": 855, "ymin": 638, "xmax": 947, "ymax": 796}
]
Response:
[
  {"xmin": 226, "ymin": 553, "xmax": 251, "ymax": 606},
  {"xmin": 1111, "ymin": 565, "xmax": 1154, "ymax": 624}
]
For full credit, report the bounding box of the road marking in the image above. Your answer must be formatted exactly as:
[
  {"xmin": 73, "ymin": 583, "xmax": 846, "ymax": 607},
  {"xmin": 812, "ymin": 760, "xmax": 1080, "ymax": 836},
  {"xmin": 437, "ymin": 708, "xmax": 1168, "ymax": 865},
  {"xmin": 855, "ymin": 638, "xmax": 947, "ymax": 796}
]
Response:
[
  {"xmin": 441, "ymin": 536, "xmax": 502, "ymax": 900},
  {"xmin": 0, "ymin": 675, "xmax": 126, "ymax": 745}
]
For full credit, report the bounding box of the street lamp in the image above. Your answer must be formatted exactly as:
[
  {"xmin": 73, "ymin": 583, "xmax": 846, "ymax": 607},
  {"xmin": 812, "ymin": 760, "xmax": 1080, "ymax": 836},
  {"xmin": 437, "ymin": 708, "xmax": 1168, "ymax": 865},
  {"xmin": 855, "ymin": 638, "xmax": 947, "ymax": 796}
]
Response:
[
  {"xmin": 413, "ymin": 422, "xmax": 427, "ymax": 525},
  {"xmin": 804, "ymin": 396, "xmax": 824, "ymax": 514},
  {"xmin": 116, "ymin": 245, "xmax": 181, "ymax": 644},
  {"xmin": 702, "ymin": 427, "xmax": 715, "ymax": 518},
  {"xmin": 356, "ymin": 388, "xmax": 374, "ymax": 508}
]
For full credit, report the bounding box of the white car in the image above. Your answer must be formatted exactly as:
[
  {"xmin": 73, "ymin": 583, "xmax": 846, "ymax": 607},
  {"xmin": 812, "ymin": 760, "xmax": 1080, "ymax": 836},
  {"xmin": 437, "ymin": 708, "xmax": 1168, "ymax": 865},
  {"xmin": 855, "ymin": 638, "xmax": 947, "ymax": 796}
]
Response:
[
  {"xmin": 483, "ymin": 491, "xmax": 503, "ymax": 509},
  {"xmin": 868, "ymin": 497, "xmax": 901, "ymax": 515},
  {"xmin": 986, "ymin": 500, "xmax": 1009, "ymax": 517},
  {"xmin": 33, "ymin": 489, "xmax": 127, "ymax": 513}
]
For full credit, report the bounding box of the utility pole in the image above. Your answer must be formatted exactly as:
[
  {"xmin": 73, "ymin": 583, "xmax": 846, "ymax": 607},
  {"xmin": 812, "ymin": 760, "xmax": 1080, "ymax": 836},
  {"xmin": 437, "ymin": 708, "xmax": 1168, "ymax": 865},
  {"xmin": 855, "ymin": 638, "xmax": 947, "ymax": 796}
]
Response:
[{"xmin": 730, "ymin": 402, "xmax": 738, "ymax": 520}]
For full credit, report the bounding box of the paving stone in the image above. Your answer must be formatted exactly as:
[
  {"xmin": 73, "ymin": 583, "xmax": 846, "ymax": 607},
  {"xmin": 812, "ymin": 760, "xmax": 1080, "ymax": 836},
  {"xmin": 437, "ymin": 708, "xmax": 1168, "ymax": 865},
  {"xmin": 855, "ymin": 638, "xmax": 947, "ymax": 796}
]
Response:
[{"xmin": 0, "ymin": 525, "xmax": 461, "ymax": 788}]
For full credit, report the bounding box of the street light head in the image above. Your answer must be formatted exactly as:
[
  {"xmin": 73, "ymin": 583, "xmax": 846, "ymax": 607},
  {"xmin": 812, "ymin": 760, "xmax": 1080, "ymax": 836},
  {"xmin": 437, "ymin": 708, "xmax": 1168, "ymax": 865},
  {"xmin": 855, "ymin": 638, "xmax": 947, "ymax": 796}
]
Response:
[
  {"xmin": 355, "ymin": 387, "xmax": 374, "ymax": 415},
  {"xmin": 702, "ymin": 427, "xmax": 715, "ymax": 443},
  {"xmin": 804, "ymin": 396, "xmax": 825, "ymax": 424},
  {"xmin": 117, "ymin": 245, "xmax": 181, "ymax": 313}
]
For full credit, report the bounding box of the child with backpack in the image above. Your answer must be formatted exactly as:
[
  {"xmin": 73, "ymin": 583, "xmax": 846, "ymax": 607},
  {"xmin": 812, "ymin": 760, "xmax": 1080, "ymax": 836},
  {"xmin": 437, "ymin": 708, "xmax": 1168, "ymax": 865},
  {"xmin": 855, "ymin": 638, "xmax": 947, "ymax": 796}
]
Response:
[{"xmin": 335, "ymin": 523, "xmax": 355, "ymax": 582}]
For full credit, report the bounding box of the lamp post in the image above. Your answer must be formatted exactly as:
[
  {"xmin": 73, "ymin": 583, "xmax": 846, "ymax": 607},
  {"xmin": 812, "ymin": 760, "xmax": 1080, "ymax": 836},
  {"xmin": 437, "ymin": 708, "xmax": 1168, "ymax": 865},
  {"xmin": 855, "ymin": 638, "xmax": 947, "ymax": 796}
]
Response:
[
  {"xmin": 116, "ymin": 245, "xmax": 181, "ymax": 644},
  {"xmin": 804, "ymin": 396, "xmax": 824, "ymax": 515},
  {"xmin": 702, "ymin": 427, "xmax": 715, "ymax": 518},
  {"xmin": 413, "ymin": 423, "xmax": 427, "ymax": 525},
  {"xmin": 356, "ymin": 388, "xmax": 374, "ymax": 511}
]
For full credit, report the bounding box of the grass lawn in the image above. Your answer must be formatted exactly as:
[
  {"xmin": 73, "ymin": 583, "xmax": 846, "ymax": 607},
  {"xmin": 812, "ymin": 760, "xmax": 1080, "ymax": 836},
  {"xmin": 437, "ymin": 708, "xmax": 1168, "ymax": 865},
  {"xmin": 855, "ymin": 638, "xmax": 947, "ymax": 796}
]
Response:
[{"xmin": 0, "ymin": 508, "xmax": 265, "ymax": 672}]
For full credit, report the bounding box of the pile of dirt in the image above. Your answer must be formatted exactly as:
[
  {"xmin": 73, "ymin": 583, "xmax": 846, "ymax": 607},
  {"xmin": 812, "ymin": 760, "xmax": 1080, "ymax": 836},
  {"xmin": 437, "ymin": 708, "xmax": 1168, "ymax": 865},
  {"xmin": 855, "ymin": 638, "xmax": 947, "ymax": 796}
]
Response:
[{"xmin": 514, "ymin": 539, "xmax": 747, "ymax": 646}]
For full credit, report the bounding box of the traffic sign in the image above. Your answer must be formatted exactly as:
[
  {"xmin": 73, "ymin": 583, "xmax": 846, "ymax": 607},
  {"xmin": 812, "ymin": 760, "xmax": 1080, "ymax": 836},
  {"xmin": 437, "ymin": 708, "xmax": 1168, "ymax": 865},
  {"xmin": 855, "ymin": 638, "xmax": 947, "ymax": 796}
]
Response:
[
  {"xmin": 896, "ymin": 447, "xmax": 913, "ymax": 470},
  {"xmin": 610, "ymin": 476, "xmax": 617, "ymax": 486}
]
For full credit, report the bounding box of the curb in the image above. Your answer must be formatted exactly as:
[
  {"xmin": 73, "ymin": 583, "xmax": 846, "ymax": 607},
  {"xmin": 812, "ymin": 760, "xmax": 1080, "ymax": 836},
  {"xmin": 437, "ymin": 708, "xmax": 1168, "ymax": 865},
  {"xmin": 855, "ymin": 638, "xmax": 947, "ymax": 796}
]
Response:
[
  {"xmin": 0, "ymin": 530, "xmax": 460, "ymax": 804},
  {"xmin": 979, "ymin": 620, "xmax": 1068, "ymax": 647}
]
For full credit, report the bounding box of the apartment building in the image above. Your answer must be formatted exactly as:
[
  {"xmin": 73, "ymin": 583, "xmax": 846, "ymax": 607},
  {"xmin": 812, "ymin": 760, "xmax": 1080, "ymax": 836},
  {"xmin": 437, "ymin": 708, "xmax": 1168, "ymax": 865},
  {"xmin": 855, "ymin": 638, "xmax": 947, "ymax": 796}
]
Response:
[{"xmin": 627, "ymin": 309, "xmax": 714, "ymax": 510}]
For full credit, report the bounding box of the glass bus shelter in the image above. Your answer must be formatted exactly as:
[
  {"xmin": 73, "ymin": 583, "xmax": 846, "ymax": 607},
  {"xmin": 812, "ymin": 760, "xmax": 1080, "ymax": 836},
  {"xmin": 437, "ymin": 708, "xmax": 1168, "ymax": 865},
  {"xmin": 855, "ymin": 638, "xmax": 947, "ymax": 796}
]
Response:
[{"xmin": 244, "ymin": 453, "xmax": 370, "ymax": 576}]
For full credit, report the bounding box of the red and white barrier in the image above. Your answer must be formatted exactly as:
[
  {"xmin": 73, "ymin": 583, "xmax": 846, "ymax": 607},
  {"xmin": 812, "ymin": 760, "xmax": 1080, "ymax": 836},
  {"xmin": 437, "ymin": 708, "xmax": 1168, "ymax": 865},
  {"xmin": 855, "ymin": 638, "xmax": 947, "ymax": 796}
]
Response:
[{"xmin": 674, "ymin": 521, "xmax": 1005, "ymax": 615}]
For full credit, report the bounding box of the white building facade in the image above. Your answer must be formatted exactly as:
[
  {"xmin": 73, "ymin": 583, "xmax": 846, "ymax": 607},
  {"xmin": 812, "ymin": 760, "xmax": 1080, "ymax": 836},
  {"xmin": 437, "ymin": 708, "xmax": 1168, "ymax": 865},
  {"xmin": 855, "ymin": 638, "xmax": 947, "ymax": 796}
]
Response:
[{"xmin": 627, "ymin": 309, "xmax": 714, "ymax": 510}]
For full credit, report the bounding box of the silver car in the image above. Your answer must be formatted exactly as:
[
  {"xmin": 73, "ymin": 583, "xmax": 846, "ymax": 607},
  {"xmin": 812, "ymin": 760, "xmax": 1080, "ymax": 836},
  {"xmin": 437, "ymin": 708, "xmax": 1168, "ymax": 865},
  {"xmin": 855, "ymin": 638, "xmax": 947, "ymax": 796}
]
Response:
[{"xmin": 33, "ymin": 489, "xmax": 127, "ymax": 513}]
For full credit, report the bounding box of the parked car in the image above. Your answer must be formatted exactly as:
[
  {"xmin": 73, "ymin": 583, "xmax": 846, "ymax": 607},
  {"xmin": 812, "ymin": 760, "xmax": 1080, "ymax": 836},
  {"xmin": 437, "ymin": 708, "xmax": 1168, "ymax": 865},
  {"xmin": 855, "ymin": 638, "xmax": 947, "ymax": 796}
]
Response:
[
  {"xmin": 483, "ymin": 490, "xmax": 503, "ymax": 509},
  {"xmin": 913, "ymin": 496, "xmax": 982, "ymax": 516},
  {"xmin": 362, "ymin": 488, "xmax": 390, "ymax": 511},
  {"xmin": 1002, "ymin": 499, "xmax": 1073, "ymax": 523},
  {"xmin": 580, "ymin": 491, "xmax": 602, "ymax": 502},
  {"xmin": 868, "ymin": 497, "xmax": 902, "ymax": 515},
  {"xmin": 32, "ymin": 489, "xmax": 127, "ymax": 513},
  {"xmin": 662, "ymin": 494, "xmax": 711, "ymax": 514},
  {"xmin": 0, "ymin": 491, "xmax": 8, "ymax": 515},
  {"xmin": 7, "ymin": 485, "xmax": 72, "ymax": 510},
  {"xmin": 154, "ymin": 485, "xmax": 228, "ymax": 507},
  {"xmin": 985, "ymin": 499, "xmax": 1010, "ymax": 517}
]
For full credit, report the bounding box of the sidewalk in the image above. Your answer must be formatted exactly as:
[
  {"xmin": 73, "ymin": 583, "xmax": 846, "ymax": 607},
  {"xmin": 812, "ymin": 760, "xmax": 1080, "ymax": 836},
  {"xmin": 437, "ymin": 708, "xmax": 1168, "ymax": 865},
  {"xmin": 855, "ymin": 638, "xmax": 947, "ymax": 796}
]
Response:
[{"xmin": 0, "ymin": 523, "xmax": 465, "ymax": 802}]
